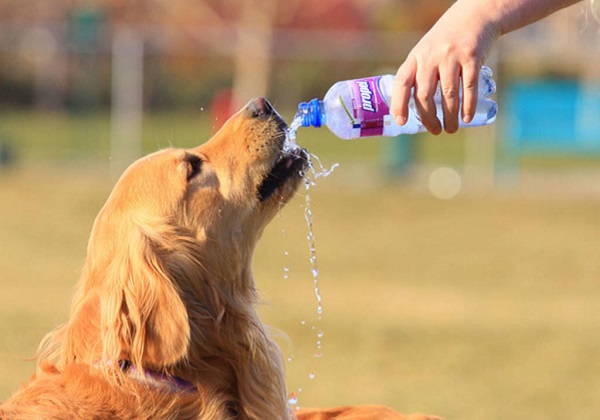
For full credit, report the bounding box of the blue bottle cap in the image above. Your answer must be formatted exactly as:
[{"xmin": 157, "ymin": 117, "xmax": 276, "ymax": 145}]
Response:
[{"xmin": 298, "ymin": 98, "xmax": 323, "ymax": 128}]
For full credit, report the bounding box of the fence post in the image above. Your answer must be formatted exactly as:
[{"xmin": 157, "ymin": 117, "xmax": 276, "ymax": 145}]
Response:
[
  {"xmin": 230, "ymin": 0, "xmax": 276, "ymax": 112},
  {"xmin": 110, "ymin": 27, "xmax": 144, "ymax": 178}
]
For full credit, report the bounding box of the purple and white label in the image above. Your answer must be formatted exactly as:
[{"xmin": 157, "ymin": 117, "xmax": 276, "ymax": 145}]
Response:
[{"xmin": 349, "ymin": 76, "xmax": 389, "ymax": 137}]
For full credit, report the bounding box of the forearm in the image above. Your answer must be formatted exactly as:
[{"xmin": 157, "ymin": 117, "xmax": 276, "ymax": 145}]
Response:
[{"xmin": 456, "ymin": 0, "xmax": 583, "ymax": 36}]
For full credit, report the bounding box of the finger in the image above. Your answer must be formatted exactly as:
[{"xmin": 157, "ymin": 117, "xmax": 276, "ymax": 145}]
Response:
[
  {"xmin": 391, "ymin": 58, "xmax": 417, "ymax": 126},
  {"xmin": 414, "ymin": 70, "xmax": 442, "ymax": 135},
  {"xmin": 439, "ymin": 65, "xmax": 461, "ymax": 134},
  {"xmin": 461, "ymin": 64, "xmax": 479, "ymax": 124}
]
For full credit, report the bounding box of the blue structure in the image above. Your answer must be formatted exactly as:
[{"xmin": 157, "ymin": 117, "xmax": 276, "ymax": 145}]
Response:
[
  {"xmin": 505, "ymin": 80, "xmax": 600, "ymax": 156},
  {"xmin": 382, "ymin": 134, "xmax": 415, "ymax": 176}
]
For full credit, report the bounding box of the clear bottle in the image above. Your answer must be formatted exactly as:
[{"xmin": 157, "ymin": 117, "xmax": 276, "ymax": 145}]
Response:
[{"xmin": 296, "ymin": 66, "xmax": 497, "ymax": 139}]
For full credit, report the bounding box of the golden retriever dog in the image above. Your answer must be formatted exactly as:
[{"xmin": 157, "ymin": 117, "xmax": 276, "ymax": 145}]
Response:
[{"xmin": 0, "ymin": 98, "xmax": 439, "ymax": 420}]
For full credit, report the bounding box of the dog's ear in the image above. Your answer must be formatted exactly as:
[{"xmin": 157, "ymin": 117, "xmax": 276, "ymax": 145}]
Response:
[{"xmin": 100, "ymin": 221, "xmax": 191, "ymax": 369}]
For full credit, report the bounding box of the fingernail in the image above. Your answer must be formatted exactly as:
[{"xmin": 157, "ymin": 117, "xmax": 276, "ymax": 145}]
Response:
[{"xmin": 394, "ymin": 115, "xmax": 406, "ymax": 126}]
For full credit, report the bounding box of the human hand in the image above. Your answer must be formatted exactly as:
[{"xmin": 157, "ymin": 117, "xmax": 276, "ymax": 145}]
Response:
[{"xmin": 390, "ymin": 2, "xmax": 500, "ymax": 135}]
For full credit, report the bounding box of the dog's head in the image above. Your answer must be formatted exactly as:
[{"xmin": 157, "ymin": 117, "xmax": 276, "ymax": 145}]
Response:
[
  {"xmin": 100, "ymin": 97, "xmax": 306, "ymax": 249},
  {"xmin": 67, "ymin": 98, "xmax": 307, "ymax": 372}
]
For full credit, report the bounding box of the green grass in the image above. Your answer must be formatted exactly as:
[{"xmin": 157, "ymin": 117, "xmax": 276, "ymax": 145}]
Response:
[
  {"xmin": 1, "ymin": 111, "xmax": 600, "ymax": 418},
  {"xmin": 257, "ymin": 187, "xmax": 600, "ymax": 418}
]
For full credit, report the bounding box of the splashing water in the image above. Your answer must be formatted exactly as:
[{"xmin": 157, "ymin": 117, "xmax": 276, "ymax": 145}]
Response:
[
  {"xmin": 284, "ymin": 112, "xmax": 338, "ymax": 319},
  {"xmin": 283, "ymin": 112, "xmax": 303, "ymax": 152},
  {"xmin": 284, "ymin": 112, "xmax": 338, "ymax": 409},
  {"xmin": 285, "ymin": 111, "xmax": 339, "ymax": 179}
]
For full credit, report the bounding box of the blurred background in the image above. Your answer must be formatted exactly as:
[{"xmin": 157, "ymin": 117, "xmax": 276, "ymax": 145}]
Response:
[{"xmin": 1, "ymin": 0, "xmax": 600, "ymax": 418}]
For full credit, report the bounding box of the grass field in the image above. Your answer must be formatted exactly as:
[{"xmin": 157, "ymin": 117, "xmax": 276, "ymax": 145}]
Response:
[{"xmin": 1, "ymin": 111, "xmax": 600, "ymax": 419}]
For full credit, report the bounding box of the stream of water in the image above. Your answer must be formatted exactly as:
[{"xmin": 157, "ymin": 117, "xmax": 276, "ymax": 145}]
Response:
[{"xmin": 284, "ymin": 113, "xmax": 338, "ymax": 409}]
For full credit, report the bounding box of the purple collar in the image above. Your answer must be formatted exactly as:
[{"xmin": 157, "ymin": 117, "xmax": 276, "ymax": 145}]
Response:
[{"xmin": 118, "ymin": 360, "xmax": 197, "ymax": 393}]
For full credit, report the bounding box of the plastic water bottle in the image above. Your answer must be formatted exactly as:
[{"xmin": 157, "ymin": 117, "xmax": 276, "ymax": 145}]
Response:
[{"xmin": 296, "ymin": 66, "xmax": 497, "ymax": 139}]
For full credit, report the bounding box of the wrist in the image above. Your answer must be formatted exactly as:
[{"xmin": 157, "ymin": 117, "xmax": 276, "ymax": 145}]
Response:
[{"xmin": 442, "ymin": 0, "xmax": 502, "ymax": 40}]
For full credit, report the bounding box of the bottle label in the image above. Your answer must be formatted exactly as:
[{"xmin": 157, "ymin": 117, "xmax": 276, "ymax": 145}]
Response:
[{"xmin": 348, "ymin": 76, "xmax": 389, "ymax": 136}]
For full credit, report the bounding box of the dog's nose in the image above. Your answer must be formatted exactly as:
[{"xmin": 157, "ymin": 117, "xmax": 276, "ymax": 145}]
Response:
[{"xmin": 248, "ymin": 97, "xmax": 274, "ymax": 118}]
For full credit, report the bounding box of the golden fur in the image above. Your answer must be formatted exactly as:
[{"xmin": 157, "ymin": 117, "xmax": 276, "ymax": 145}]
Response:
[
  {"xmin": 296, "ymin": 406, "xmax": 441, "ymax": 420},
  {"xmin": 0, "ymin": 98, "xmax": 440, "ymax": 420}
]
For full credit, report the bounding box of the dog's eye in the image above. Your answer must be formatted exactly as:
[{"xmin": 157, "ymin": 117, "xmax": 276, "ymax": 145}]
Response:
[{"xmin": 185, "ymin": 155, "xmax": 202, "ymax": 181}]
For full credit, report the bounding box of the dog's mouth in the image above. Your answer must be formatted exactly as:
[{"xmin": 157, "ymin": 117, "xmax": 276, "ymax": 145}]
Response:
[
  {"xmin": 245, "ymin": 97, "xmax": 308, "ymax": 202},
  {"xmin": 257, "ymin": 145, "xmax": 308, "ymax": 202}
]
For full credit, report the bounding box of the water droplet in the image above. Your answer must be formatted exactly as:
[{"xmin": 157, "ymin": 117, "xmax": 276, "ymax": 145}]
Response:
[
  {"xmin": 288, "ymin": 393, "xmax": 298, "ymax": 405},
  {"xmin": 314, "ymin": 352, "xmax": 323, "ymax": 358},
  {"xmin": 317, "ymin": 331, "xmax": 324, "ymax": 338},
  {"xmin": 309, "ymin": 372, "xmax": 315, "ymax": 380},
  {"xmin": 301, "ymin": 320, "xmax": 306, "ymax": 326}
]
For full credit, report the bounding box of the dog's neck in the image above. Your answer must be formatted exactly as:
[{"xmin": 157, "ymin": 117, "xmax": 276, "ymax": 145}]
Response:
[{"xmin": 118, "ymin": 360, "xmax": 197, "ymax": 394}]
